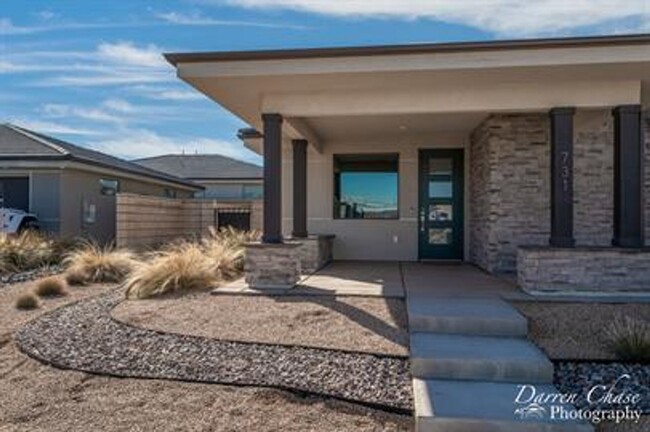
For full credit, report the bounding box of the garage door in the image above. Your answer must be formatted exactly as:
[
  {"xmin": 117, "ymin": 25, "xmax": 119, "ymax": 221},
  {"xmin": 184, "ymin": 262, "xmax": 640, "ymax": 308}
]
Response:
[{"xmin": 0, "ymin": 177, "xmax": 29, "ymax": 211}]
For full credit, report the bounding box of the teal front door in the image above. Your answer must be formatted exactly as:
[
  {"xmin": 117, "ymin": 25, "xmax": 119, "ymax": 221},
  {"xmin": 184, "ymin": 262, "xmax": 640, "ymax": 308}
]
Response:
[{"xmin": 418, "ymin": 149, "xmax": 464, "ymax": 260}]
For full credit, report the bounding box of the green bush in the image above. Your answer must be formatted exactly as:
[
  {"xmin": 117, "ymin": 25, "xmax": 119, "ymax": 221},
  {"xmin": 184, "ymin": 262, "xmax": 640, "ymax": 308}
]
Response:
[{"xmin": 605, "ymin": 315, "xmax": 650, "ymax": 363}]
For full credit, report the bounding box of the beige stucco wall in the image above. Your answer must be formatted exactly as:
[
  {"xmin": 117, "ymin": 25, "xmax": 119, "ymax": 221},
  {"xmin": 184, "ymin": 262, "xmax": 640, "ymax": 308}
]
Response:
[
  {"xmin": 59, "ymin": 169, "xmax": 195, "ymax": 242},
  {"xmin": 280, "ymin": 132, "xmax": 470, "ymax": 261}
]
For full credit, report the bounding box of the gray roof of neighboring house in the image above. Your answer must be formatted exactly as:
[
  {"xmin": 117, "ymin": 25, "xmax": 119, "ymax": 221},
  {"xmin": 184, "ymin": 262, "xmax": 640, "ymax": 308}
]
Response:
[
  {"xmin": 135, "ymin": 154, "xmax": 263, "ymax": 181},
  {"xmin": 0, "ymin": 124, "xmax": 202, "ymax": 190}
]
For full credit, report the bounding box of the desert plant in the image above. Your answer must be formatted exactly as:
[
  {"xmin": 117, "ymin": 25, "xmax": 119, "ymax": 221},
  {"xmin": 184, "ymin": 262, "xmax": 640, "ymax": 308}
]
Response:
[
  {"xmin": 202, "ymin": 226, "xmax": 259, "ymax": 277},
  {"xmin": 605, "ymin": 315, "xmax": 650, "ymax": 363},
  {"xmin": 63, "ymin": 241, "xmax": 136, "ymax": 284},
  {"xmin": 15, "ymin": 293, "xmax": 39, "ymax": 310},
  {"xmin": 35, "ymin": 276, "xmax": 68, "ymax": 297},
  {"xmin": 0, "ymin": 231, "xmax": 60, "ymax": 274},
  {"xmin": 125, "ymin": 242, "xmax": 218, "ymax": 299},
  {"xmin": 64, "ymin": 267, "xmax": 89, "ymax": 286}
]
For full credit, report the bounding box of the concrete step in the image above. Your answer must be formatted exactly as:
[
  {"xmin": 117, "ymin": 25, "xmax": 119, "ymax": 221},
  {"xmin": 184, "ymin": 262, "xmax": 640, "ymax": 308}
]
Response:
[
  {"xmin": 414, "ymin": 378, "xmax": 594, "ymax": 432},
  {"xmin": 410, "ymin": 333, "xmax": 554, "ymax": 383},
  {"xmin": 408, "ymin": 297, "xmax": 528, "ymax": 337}
]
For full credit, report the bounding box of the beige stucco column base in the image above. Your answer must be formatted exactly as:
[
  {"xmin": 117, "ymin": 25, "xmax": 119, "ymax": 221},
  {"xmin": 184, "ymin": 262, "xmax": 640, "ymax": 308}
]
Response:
[{"xmin": 243, "ymin": 241, "xmax": 302, "ymax": 289}]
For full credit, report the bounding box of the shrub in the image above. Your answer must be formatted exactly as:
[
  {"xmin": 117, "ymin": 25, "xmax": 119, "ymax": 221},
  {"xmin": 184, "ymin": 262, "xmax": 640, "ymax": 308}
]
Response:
[
  {"xmin": 125, "ymin": 227, "xmax": 258, "ymax": 299},
  {"xmin": 35, "ymin": 276, "xmax": 68, "ymax": 297},
  {"xmin": 15, "ymin": 293, "xmax": 39, "ymax": 310},
  {"xmin": 63, "ymin": 241, "xmax": 136, "ymax": 284},
  {"xmin": 125, "ymin": 242, "xmax": 218, "ymax": 299},
  {"xmin": 64, "ymin": 267, "xmax": 90, "ymax": 286},
  {"xmin": 0, "ymin": 231, "xmax": 59, "ymax": 274},
  {"xmin": 605, "ymin": 315, "xmax": 650, "ymax": 363}
]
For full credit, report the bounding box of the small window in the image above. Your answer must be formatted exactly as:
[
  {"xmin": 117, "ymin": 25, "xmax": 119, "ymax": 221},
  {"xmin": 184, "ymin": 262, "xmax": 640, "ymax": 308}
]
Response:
[
  {"xmin": 243, "ymin": 184, "xmax": 263, "ymax": 199},
  {"xmin": 100, "ymin": 179, "xmax": 119, "ymax": 196},
  {"xmin": 163, "ymin": 188, "xmax": 177, "ymax": 198},
  {"xmin": 334, "ymin": 154, "xmax": 398, "ymax": 219}
]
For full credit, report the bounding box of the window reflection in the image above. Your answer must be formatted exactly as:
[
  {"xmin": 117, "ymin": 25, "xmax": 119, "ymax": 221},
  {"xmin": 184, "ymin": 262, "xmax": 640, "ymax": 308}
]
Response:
[{"xmin": 334, "ymin": 154, "xmax": 398, "ymax": 219}]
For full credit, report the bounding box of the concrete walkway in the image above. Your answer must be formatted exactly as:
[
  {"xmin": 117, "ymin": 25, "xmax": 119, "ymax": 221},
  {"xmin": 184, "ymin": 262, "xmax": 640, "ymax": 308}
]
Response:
[{"xmin": 403, "ymin": 263, "xmax": 593, "ymax": 432}]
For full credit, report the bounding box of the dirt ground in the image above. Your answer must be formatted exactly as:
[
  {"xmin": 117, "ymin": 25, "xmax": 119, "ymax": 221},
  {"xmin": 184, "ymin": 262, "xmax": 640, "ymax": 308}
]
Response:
[
  {"xmin": 112, "ymin": 291, "xmax": 409, "ymax": 356},
  {"xmin": 513, "ymin": 301, "xmax": 650, "ymax": 360},
  {"xmin": 0, "ymin": 277, "xmax": 411, "ymax": 431}
]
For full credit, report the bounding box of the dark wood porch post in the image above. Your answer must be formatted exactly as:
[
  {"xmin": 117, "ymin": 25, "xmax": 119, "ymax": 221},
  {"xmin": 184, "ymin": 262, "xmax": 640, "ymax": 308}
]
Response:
[
  {"xmin": 612, "ymin": 105, "xmax": 644, "ymax": 248},
  {"xmin": 292, "ymin": 139, "xmax": 308, "ymax": 238},
  {"xmin": 262, "ymin": 113, "xmax": 283, "ymax": 244},
  {"xmin": 549, "ymin": 107, "xmax": 576, "ymax": 247}
]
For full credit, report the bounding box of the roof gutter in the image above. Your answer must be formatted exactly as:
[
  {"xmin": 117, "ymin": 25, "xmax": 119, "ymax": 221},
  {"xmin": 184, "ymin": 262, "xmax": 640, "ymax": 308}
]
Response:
[{"xmin": 165, "ymin": 33, "xmax": 650, "ymax": 66}]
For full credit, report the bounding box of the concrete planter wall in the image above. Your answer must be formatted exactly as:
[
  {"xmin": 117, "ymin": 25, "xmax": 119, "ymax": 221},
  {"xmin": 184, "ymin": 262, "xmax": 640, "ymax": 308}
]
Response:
[{"xmin": 518, "ymin": 246, "xmax": 650, "ymax": 293}]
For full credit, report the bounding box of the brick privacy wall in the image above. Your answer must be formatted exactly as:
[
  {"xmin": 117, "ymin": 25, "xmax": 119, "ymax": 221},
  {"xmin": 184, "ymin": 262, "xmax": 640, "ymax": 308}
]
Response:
[
  {"xmin": 116, "ymin": 193, "xmax": 262, "ymax": 248},
  {"xmin": 469, "ymin": 114, "xmax": 550, "ymax": 273},
  {"xmin": 518, "ymin": 247, "xmax": 650, "ymax": 293},
  {"xmin": 469, "ymin": 109, "xmax": 622, "ymax": 273}
]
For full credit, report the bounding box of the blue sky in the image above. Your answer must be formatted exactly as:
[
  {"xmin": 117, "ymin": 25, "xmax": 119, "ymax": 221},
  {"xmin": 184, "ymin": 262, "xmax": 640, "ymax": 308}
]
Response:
[{"xmin": 2, "ymin": 1, "xmax": 648, "ymax": 165}]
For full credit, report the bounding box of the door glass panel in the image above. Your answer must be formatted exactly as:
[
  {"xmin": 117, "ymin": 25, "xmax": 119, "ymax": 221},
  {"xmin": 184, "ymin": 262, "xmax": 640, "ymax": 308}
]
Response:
[
  {"xmin": 429, "ymin": 181, "xmax": 452, "ymax": 198},
  {"xmin": 429, "ymin": 228, "xmax": 452, "ymax": 245},
  {"xmin": 429, "ymin": 204, "xmax": 452, "ymax": 222},
  {"xmin": 429, "ymin": 158, "xmax": 452, "ymax": 176}
]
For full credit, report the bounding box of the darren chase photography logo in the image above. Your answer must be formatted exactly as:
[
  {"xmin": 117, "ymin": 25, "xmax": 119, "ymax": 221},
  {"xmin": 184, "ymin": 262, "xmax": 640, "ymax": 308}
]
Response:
[{"xmin": 513, "ymin": 374, "xmax": 643, "ymax": 425}]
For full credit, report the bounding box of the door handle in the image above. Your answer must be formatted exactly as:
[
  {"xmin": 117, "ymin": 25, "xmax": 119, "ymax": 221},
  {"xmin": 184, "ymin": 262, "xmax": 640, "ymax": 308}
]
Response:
[{"xmin": 419, "ymin": 207, "xmax": 425, "ymax": 232}]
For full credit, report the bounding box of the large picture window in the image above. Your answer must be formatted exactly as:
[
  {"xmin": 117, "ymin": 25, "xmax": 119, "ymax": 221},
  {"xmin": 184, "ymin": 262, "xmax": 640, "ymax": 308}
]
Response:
[{"xmin": 334, "ymin": 153, "xmax": 399, "ymax": 219}]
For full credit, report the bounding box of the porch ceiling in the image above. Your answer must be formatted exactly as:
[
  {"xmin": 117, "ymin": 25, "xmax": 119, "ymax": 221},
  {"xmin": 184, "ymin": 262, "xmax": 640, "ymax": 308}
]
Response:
[{"xmin": 301, "ymin": 112, "xmax": 487, "ymax": 143}]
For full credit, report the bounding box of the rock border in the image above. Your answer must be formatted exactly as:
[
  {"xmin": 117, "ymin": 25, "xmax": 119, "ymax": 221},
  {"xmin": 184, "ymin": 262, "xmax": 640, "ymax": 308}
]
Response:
[{"xmin": 15, "ymin": 290, "xmax": 413, "ymax": 412}]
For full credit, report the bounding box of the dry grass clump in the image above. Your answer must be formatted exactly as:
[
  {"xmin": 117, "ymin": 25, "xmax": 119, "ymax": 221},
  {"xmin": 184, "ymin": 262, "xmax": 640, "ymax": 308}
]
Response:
[
  {"xmin": 125, "ymin": 227, "xmax": 259, "ymax": 299},
  {"xmin": 605, "ymin": 315, "xmax": 650, "ymax": 363},
  {"xmin": 35, "ymin": 276, "xmax": 68, "ymax": 298},
  {"xmin": 0, "ymin": 231, "xmax": 59, "ymax": 274},
  {"xmin": 63, "ymin": 241, "xmax": 136, "ymax": 285},
  {"xmin": 125, "ymin": 242, "xmax": 218, "ymax": 299},
  {"xmin": 15, "ymin": 293, "xmax": 39, "ymax": 310}
]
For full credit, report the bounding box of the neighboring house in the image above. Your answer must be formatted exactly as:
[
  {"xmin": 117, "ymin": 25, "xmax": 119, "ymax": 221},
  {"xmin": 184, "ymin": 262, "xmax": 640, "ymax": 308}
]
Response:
[
  {"xmin": 166, "ymin": 34, "xmax": 650, "ymax": 291},
  {"xmin": 135, "ymin": 154, "xmax": 262, "ymax": 200},
  {"xmin": 0, "ymin": 124, "xmax": 202, "ymax": 242}
]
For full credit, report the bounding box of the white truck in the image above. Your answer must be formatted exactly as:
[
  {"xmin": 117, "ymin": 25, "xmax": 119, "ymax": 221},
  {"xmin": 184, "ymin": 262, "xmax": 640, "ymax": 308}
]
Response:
[{"xmin": 0, "ymin": 208, "xmax": 40, "ymax": 234}]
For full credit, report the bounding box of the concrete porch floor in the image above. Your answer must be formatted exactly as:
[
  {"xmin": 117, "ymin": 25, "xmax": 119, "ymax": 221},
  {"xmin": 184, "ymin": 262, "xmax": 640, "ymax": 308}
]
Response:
[{"xmin": 215, "ymin": 261, "xmax": 527, "ymax": 299}]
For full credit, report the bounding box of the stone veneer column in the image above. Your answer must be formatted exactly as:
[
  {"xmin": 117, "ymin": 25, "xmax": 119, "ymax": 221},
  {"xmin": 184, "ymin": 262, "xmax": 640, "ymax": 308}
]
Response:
[
  {"xmin": 612, "ymin": 105, "xmax": 644, "ymax": 247},
  {"xmin": 549, "ymin": 107, "xmax": 575, "ymax": 247},
  {"xmin": 244, "ymin": 242, "xmax": 301, "ymax": 289}
]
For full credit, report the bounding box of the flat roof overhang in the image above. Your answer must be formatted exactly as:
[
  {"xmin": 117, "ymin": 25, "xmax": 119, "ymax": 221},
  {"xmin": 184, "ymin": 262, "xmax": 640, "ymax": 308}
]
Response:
[{"xmin": 165, "ymin": 34, "xmax": 650, "ymax": 154}]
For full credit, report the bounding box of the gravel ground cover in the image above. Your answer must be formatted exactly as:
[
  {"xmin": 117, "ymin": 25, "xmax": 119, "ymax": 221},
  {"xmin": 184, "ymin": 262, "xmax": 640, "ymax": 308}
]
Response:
[
  {"xmin": 0, "ymin": 265, "xmax": 62, "ymax": 288},
  {"xmin": 1, "ymin": 277, "xmax": 411, "ymax": 431},
  {"xmin": 513, "ymin": 302, "xmax": 650, "ymax": 360},
  {"xmin": 112, "ymin": 291, "xmax": 408, "ymax": 356},
  {"xmin": 554, "ymin": 362, "xmax": 649, "ymax": 413},
  {"xmin": 16, "ymin": 290, "xmax": 413, "ymax": 411}
]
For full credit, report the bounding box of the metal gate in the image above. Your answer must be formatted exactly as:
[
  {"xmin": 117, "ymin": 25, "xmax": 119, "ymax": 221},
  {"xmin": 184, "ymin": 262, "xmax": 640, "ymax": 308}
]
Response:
[{"xmin": 216, "ymin": 208, "xmax": 251, "ymax": 231}]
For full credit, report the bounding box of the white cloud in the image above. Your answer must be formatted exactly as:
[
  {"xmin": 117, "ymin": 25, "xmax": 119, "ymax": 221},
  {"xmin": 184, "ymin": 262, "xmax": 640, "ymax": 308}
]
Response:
[
  {"xmin": 8, "ymin": 118, "xmax": 103, "ymax": 136},
  {"xmin": 11, "ymin": 41, "xmax": 174, "ymax": 87},
  {"xmin": 97, "ymin": 41, "xmax": 165, "ymax": 68},
  {"xmin": 89, "ymin": 128, "xmax": 262, "ymax": 163},
  {"xmin": 128, "ymin": 85, "xmax": 205, "ymax": 101},
  {"xmin": 155, "ymin": 11, "xmax": 307, "ymax": 29},
  {"xmin": 102, "ymin": 98, "xmax": 137, "ymax": 113},
  {"xmin": 42, "ymin": 103, "xmax": 125, "ymax": 125},
  {"xmin": 223, "ymin": 0, "xmax": 650, "ymax": 36}
]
